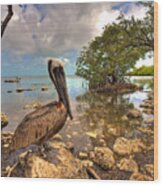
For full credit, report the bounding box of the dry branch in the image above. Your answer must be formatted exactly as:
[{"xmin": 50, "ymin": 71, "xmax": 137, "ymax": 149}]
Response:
[{"xmin": 1, "ymin": 5, "xmax": 13, "ymax": 38}]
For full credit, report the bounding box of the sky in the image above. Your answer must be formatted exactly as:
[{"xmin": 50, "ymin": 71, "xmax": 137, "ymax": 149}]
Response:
[{"xmin": 1, "ymin": 2, "xmax": 153, "ymax": 77}]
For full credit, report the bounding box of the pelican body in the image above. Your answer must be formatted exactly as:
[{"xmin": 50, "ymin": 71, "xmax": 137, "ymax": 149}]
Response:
[{"xmin": 10, "ymin": 58, "xmax": 73, "ymax": 151}]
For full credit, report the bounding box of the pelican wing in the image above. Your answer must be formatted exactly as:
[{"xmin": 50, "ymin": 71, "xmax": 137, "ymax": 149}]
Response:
[{"xmin": 10, "ymin": 102, "xmax": 67, "ymax": 151}]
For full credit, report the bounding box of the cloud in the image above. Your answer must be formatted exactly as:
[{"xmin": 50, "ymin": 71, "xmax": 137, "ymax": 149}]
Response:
[
  {"xmin": 2, "ymin": 2, "xmax": 145, "ymax": 56},
  {"xmin": 1, "ymin": 2, "xmax": 150, "ymax": 75}
]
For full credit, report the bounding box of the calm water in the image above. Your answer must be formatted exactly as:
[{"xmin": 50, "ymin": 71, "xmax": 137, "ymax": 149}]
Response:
[
  {"xmin": 1, "ymin": 75, "xmax": 153, "ymax": 134},
  {"xmin": 1, "ymin": 75, "xmax": 87, "ymax": 131}
]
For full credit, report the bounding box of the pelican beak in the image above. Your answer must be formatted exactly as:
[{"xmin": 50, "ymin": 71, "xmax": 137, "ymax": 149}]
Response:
[{"xmin": 51, "ymin": 66, "xmax": 73, "ymax": 120}]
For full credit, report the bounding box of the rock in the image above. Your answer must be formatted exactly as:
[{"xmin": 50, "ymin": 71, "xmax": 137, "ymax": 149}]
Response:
[
  {"xmin": 23, "ymin": 101, "xmax": 42, "ymax": 110},
  {"xmin": 1, "ymin": 112, "xmax": 9, "ymax": 129},
  {"xmin": 144, "ymin": 164, "xmax": 154, "ymax": 177},
  {"xmin": 78, "ymin": 152, "xmax": 88, "ymax": 159},
  {"xmin": 48, "ymin": 141, "xmax": 66, "ymax": 149},
  {"xmin": 86, "ymin": 131, "xmax": 97, "ymax": 139},
  {"xmin": 107, "ymin": 126, "xmax": 119, "ymax": 136},
  {"xmin": 7, "ymin": 90, "xmax": 12, "ymax": 93},
  {"xmin": 140, "ymin": 102, "xmax": 153, "ymax": 109},
  {"xmin": 51, "ymin": 134, "xmax": 63, "ymax": 141},
  {"xmin": 129, "ymin": 120, "xmax": 141, "ymax": 126},
  {"xmin": 89, "ymin": 151, "xmax": 95, "ymax": 159},
  {"xmin": 82, "ymin": 160, "xmax": 93, "ymax": 168},
  {"xmin": 66, "ymin": 134, "xmax": 72, "ymax": 139},
  {"xmin": 117, "ymin": 157, "xmax": 138, "ymax": 173},
  {"xmin": 99, "ymin": 139, "xmax": 106, "ymax": 146},
  {"xmin": 66, "ymin": 142, "xmax": 74, "ymax": 152},
  {"xmin": 143, "ymin": 109, "xmax": 153, "ymax": 115},
  {"xmin": 16, "ymin": 88, "xmax": 37, "ymax": 93},
  {"xmin": 90, "ymin": 147, "xmax": 115, "ymax": 170},
  {"xmin": 41, "ymin": 87, "xmax": 48, "ymax": 91},
  {"xmin": 113, "ymin": 137, "xmax": 146, "ymax": 155},
  {"xmin": 3, "ymin": 144, "xmax": 10, "ymax": 148},
  {"xmin": 121, "ymin": 115, "xmax": 129, "ymax": 122},
  {"xmin": 144, "ymin": 118, "xmax": 154, "ymax": 125},
  {"xmin": 89, "ymin": 122, "xmax": 95, "ymax": 127},
  {"xmin": 113, "ymin": 137, "xmax": 131, "ymax": 155},
  {"xmin": 10, "ymin": 148, "xmax": 89, "ymax": 178},
  {"xmin": 138, "ymin": 127, "xmax": 154, "ymax": 135},
  {"xmin": 130, "ymin": 172, "xmax": 153, "ymax": 181},
  {"xmin": 127, "ymin": 109, "xmax": 142, "ymax": 119}
]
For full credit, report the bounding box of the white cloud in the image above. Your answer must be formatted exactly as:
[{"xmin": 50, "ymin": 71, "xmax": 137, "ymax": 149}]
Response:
[
  {"xmin": 125, "ymin": 3, "xmax": 147, "ymax": 20},
  {"xmin": 1, "ymin": 2, "xmax": 148, "ymax": 59}
]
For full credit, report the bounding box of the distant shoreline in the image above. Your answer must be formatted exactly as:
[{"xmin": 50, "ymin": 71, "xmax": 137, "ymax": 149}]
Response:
[{"xmin": 1, "ymin": 75, "xmax": 154, "ymax": 79}]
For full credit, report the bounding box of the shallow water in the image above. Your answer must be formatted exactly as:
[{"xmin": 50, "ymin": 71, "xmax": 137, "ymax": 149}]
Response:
[
  {"xmin": 2, "ymin": 75, "xmax": 153, "ymax": 143},
  {"xmin": 1, "ymin": 75, "xmax": 87, "ymax": 131}
]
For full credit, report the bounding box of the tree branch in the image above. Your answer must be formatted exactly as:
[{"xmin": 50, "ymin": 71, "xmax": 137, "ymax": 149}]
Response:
[{"xmin": 1, "ymin": 5, "xmax": 13, "ymax": 38}]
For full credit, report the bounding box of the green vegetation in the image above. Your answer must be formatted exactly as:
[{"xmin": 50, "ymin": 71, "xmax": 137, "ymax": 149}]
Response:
[
  {"xmin": 128, "ymin": 65, "xmax": 154, "ymax": 76},
  {"xmin": 76, "ymin": 2, "xmax": 154, "ymax": 89}
]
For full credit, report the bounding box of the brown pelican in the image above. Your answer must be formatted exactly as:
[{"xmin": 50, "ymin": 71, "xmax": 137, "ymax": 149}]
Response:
[{"xmin": 10, "ymin": 58, "xmax": 73, "ymax": 151}]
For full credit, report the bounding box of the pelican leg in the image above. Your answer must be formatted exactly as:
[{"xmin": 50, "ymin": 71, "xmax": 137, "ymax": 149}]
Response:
[{"xmin": 38, "ymin": 141, "xmax": 51, "ymax": 158}]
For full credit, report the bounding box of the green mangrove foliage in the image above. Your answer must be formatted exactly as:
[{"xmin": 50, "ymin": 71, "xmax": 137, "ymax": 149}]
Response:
[
  {"xmin": 128, "ymin": 65, "xmax": 154, "ymax": 76},
  {"xmin": 76, "ymin": 2, "xmax": 154, "ymax": 89}
]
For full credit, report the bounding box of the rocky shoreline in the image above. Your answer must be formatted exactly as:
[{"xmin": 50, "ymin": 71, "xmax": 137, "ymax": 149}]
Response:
[{"xmin": 1, "ymin": 92, "xmax": 154, "ymax": 180}]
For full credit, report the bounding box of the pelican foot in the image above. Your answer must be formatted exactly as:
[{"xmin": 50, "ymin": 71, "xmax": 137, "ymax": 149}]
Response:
[{"xmin": 38, "ymin": 142, "xmax": 51, "ymax": 158}]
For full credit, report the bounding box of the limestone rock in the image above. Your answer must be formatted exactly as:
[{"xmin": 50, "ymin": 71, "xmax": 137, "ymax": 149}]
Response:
[
  {"xmin": 107, "ymin": 126, "xmax": 120, "ymax": 136},
  {"xmin": 90, "ymin": 147, "xmax": 115, "ymax": 170},
  {"xmin": 78, "ymin": 152, "xmax": 88, "ymax": 159},
  {"xmin": 117, "ymin": 157, "xmax": 138, "ymax": 173},
  {"xmin": 23, "ymin": 101, "xmax": 42, "ymax": 110},
  {"xmin": 86, "ymin": 131, "xmax": 97, "ymax": 139},
  {"xmin": 1, "ymin": 112, "xmax": 9, "ymax": 129},
  {"xmin": 138, "ymin": 127, "xmax": 154, "ymax": 135},
  {"xmin": 144, "ymin": 118, "xmax": 154, "ymax": 125},
  {"xmin": 130, "ymin": 172, "xmax": 153, "ymax": 181},
  {"xmin": 11, "ymin": 148, "xmax": 89, "ymax": 178},
  {"xmin": 113, "ymin": 137, "xmax": 146, "ymax": 155},
  {"xmin": 144, "ymin": 164, "xmax": 154, "ymax": 177},
  {"xmin": 51, "ymin": 134, "xmax": 63, "ymax": 141},
  {"xmin": 121, "ymin": 115, "xmax": 129, "ymax": 122},
  {"xmin": 127, "ymin": 109, "xmax": 142, "ymax": 119},
  {"xmin": 129, "ymin": 119, "xmax": 141, "ymax": 126}
]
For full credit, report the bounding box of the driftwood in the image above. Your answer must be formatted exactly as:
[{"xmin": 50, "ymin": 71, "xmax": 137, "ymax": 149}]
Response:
[
  {"xmin": 10, "ymin": 101, "xmax": 67, "ymax": 151},
  {"xmin": 1, "ymin": 5, "xmax": 13, "ymax": 38},
  {"xmin": 86, "ymin": 167, "xmax": 101, "ymax": 180}
]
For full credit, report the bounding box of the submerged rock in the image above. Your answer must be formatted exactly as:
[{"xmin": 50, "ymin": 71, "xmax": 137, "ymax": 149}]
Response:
[
  {"xmin": 90, "ymin": 147, "xmax": 115, "ymax": 170},
  {"xmin": 86, "ymin": 131, "xmax": 97, "ymax": 139},
  {"xmin": 144, "ymin": 118, "xmax": 154, "ymax": 125},
  {"xmin": 130, "ymin": 172, "xmax": 153, "ymax": 181},
  {"xmin": 143, "ymin": 108, "xmax": 153, "ymax": 115},
  {"xmin": 41, "ymin": 87, "xmax": 48, "ymax": 91},
  {"xmin": 138, "ymin": 127, "xmax": 154, "ymax": 135},
  {"xmin": 144, "ymin": 164, "xmax": 154, "ymax": 177},
  {"xmin": 127, "ymin": 109, "xmax": 142, "ymax": 119},
  {"xmin": 117, "ymin": 157, "xmax": 138, "ymax": 173},
  {"xmin": 78, "ymin": 152, "xmax": 88, "ymax": 159},
  {"xmin": 1, "ymin": 112, "xmax": 9, "ymax": 129},
  {"xmin": 121, "ymin": 115, "xmax": 129, "ymax": 122},
  {"xmin": 113, "ymin": 137, "xmax": 146, "ymax": 155},
  {"xmin": 129, "ymin": 119, "xmax": 141, "ymax": 126},
  {"xmin": 107, "ymin": 125, "xmax": 120, "ymax": 136},
  {"xmin": 16, "ymin": 88, "xmax": 37, "ymax": 93},
  {"xmin": 23, "ymin": 101, "xmax": 42, "ymax": 110}
]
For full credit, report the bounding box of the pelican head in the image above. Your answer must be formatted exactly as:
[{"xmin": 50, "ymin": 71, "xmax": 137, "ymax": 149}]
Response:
[{"xmin": 48, "ymin": 58, "xmax": 73, "ymax": 119}]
